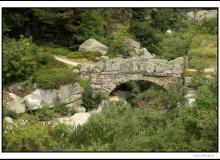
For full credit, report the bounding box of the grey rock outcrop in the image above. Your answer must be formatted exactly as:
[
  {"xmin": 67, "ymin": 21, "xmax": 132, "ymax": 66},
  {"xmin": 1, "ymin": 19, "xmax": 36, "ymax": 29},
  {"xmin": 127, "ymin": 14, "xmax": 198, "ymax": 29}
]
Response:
[
  {"xmin": 24, "ymin": 89, "xmax": 59, "ymax": 110},
  {"xmin": 24, "ymin": 83, "xmax": 82, "ymax": 111},
  {"xmin": 79, "ymin": 38, "xmax": 108, "ymax": 55},
  {"xmin": 4, "ymin": 92, "xmax": 26, "ymax": 114},
  {"xmin": 187, "ymin": 10, "xmax": 217, "ymax": 21},
  {"xmin": 58, "ymin": 83, "xmax": 81, "ymax": 104}
]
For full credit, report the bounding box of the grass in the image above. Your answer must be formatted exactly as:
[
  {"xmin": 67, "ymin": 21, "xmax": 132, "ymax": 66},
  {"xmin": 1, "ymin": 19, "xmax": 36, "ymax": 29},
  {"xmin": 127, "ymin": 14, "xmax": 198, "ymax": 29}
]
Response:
[
  {"xmin": 67, "ymin": 51, "xmax": 102, "ymax": 62},
  {"xmin": 33, "ymin": 59, "xmax": 79, "ymax": 89},
  {"xmin": 38, "ymin": 45, "xmax": 71, "ymax": 56},
  {"xmin": 188, "ymin": 34, "xmax": 217, "ymax": 68},
  {"xmin": 181, "ymin": 69, "xmax": 216, "ymax": 77}
]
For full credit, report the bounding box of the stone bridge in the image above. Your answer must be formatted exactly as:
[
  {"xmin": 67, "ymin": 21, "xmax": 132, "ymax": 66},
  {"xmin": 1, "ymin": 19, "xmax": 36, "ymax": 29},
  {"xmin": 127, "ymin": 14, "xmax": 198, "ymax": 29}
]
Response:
[{"xmin": 79, "ymin": 56, "xmax": 184, "ymax": 94}]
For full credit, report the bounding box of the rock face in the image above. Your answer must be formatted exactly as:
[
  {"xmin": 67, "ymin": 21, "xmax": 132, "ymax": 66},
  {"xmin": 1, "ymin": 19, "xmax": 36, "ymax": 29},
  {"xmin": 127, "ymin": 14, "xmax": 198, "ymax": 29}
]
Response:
[
  {"xmin": 58, "ymin": 83, "xmax": 81, "ymax": 104},
  {"xmin": 187, "ymin": 10, "xmax": 217, "ymax": 21},
  {"xmin": 24, "ymin": 83, "xmax": 82, "ymax": 111},
  {"xmin": 79, "ymin": 38, "xmax": 108, "ymax": 55},
  {"xmin": 3, "ymin": 92, "xmax": 26, "ymax": 114},
  {"xmin": 80, "ymin": 56, "xmax": 183, "ymax": 94},
  {"xmin": 24, "ymin": 89, "xmax": 59, "ymax": 110}
]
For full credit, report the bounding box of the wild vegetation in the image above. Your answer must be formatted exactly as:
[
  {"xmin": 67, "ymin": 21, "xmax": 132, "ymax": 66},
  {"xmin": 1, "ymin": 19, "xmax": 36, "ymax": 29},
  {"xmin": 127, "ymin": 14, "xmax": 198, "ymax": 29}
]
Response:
[{"xmin": 2, "ymin": 8, "xmax": 217, "ymax": 152}]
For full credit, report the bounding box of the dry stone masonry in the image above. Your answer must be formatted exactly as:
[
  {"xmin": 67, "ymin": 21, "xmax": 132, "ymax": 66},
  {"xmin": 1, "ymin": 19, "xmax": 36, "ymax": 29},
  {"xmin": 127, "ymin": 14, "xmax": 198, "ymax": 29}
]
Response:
[{"xmin": 80, "ymin": 55, "xmax": 184, "ymax": 94}]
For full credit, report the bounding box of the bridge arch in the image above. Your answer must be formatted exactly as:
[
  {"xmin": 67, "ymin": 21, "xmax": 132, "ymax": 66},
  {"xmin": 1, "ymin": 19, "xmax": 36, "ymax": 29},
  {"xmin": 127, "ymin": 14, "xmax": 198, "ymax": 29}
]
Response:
[{"xmin": 89, "ymin": 73, "xmax": 180, "ymax": 95}]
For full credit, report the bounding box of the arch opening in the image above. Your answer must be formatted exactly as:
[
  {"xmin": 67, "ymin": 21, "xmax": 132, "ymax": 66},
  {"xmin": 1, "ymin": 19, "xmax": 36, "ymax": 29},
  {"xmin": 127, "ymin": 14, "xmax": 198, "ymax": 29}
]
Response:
[{"xmin": 109, "ymin": 80, "xmax": 165, "ymax": 104}]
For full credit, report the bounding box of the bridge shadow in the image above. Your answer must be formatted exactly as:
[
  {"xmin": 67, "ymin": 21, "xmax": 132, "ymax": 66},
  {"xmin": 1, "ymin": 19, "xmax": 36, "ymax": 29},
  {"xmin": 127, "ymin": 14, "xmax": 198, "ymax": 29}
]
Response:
[{"xmin": 109, "ymin": 80, "xmax": 165, "ymax": 102}]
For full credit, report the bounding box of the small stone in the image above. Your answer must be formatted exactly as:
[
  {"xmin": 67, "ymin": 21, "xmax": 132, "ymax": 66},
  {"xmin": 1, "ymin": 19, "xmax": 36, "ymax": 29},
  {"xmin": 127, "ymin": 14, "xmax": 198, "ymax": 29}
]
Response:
[{"xmin": 4, "ymin": 117, "xmax": 13, "ymax": 123}]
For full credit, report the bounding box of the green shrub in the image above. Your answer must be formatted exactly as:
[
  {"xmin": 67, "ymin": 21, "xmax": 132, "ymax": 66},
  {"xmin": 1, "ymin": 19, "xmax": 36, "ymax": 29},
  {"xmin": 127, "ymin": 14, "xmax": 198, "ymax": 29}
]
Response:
[
  {"xmin": 158, "ymin": 33, "xmax": 191, "ymax": 60},
  {"xmin": 33, "ymin": 68, "xmax": 77, "ymax": 89},
  {"xmin": 3, "ymin": 37, "xmax": 38, "ymax": 83},
  {"xmin": 49, "ymin": 123, "xmax": 72, "ymax": 150},
  {"xmin": 35, "ymin": 106, "xmax": 56, "ymax": 121},
  {"xmin": 82, "ymin": 83, "xmax": 106, "ymax": 111},
  {"xmin": 161, "ymin": 82, "xmax": 186, "ymax": 112},
  {"xmin": 128, "ymin": 22, "xmax": 160, "ymax": 53},
  {"xmin": 35, "ymin": 51, "xmax": 53, "ymax": 65},
  {"xmin": 54, "ymin": 103, "xmax": 69, "ymax": 116},
  {"xmin": 82, "ymin": 84, "xmax": 96, "ymax": 110},
  {"xmin": 67, "ymin": 51, "xmax": 102, "ymax": 61},
  {"xmin": 3, "ymin": 123, "xmax": 56, "ymax": 151}
]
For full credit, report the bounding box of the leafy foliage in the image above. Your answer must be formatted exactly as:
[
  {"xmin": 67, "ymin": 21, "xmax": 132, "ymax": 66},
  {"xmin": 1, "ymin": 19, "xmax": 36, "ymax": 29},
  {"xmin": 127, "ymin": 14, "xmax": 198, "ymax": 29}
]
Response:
[
  {"xmin": 82, "ymin": 83, "xmax": 106, "ymax": 111},
  {"xmin": 129, "ymin": 22, "xmax": 160, "ymax": 53},
  {"xmin": 3, "ymin": 123, "xmax": 57, "ymax": 151},
  {"xmin": 161, "ymin": 82, "xmax": 186, "ymax": 112},
  {"xmin": 3, "ymin": 37, "xmax": 38, "ymax": 83},
  {"xmin": 54, "ymin": 103, "xmax": 69, "ymax": 116},
  {"xmin": 158, "ymin": 33, "xmax": 191, "ymax": 60}
]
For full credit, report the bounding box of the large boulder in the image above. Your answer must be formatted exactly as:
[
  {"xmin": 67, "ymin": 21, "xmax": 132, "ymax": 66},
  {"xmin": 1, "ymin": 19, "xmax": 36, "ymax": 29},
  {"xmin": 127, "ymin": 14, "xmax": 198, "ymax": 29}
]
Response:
[
  {"xmin": 79, "ymin": 38, "xmax": 108, "ymax": 55},
  {"xmin": 24, "ymin": 89, "xmax": 59, "ymax": 110},
  {"xmin": 3, "ymin": 92, "xmax": 26, "ymax": 114},
  {"xmin": 58, "ymin": 83, "xmax": 81, "ymax": 104}
]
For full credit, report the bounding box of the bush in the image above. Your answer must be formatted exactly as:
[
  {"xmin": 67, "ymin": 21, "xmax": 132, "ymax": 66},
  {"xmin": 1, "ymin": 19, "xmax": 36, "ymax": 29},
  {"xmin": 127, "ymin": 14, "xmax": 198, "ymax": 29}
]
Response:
[
  {"xmin": 158, "ymin": 33, "xmax": 191, "ymax": 60},
  {"xmin": 67, "ymin": 51, "xmax": 102, "ymax": 61},
  {"xmin": 54, "ymin": 103, "xmax": 69, "ymax": 116},
  {"xmin": 33, "ymin": 68, "xmax": 77, "ymax": 89},
  {"xmin": 128, "ymin": 22, "xmax": 160, "ymax": 53},
  {"xmin": 3, "ymin": 37, "xmax": 38, "ymax": 83},
  {"xmin": 35, "ymin": 51, "xmax": 53, "ymax": 65},
  {"xmin": 35, "ymin": 106, "xmax": 56, "ymax": 121},
  {"xmin": 161, "ymin": 82, "xmax": 186, "ymax": 112},
  {"xmin": 82, "ymin": 83, "xmax": 106, "ymax": 111},
  {"xmin": 3, "ymin": 123, "xmax": 56, "ymax": 151}
]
